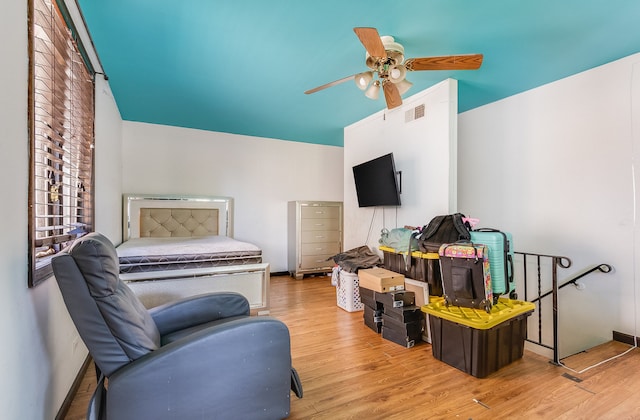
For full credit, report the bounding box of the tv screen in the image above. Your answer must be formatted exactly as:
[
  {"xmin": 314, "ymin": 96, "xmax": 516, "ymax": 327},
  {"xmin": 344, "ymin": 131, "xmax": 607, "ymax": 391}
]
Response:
[{"xmin": 352, "ymin": 153, "xmax": 401, "ymax": 207}]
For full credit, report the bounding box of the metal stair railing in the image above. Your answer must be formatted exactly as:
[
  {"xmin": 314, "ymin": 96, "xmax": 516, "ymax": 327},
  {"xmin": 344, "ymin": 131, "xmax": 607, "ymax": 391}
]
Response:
[{"xmin": 515, "ymin": 251, "xmax": 612, "ymax": 365}]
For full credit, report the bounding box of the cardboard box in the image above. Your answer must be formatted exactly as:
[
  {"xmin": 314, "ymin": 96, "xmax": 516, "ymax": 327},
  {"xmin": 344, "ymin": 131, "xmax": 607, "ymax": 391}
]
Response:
[
  {"xmin": 375, "ymin": 290, "xmax": 415, "ymax": 309},
  {"xmin": 358, "ymin": 286, "xmax": 382, "ymax": 310},
  {"xmin": 363, "ymin": 305, "xmax": 383, "ymax": 333},
  {"xmin": 381, "ymin": 314, "xmax": 423, "ymax": 338},
  {"xmin": 357, "ymin": 268, "xmax": 405, "ymax": 293},
  {"xmin": 383, "ymin": 305, "xmax": 422, "ymax": 323},
  {"xmin": 381, "ymin": 326, "xmax": 416, "ymax": 348}
]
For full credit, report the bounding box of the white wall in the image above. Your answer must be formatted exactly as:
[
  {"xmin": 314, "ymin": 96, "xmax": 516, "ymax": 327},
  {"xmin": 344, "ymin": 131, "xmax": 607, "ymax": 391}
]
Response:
[
  {"xmin": 458, "ymin": 53, "xmax": 640, "ymax": 358},
  {"xmin": 121, "ymin": 122, "xmax": 344, "ymax": 272},
  {"xmin": 343, "ymin": 79, "xmax": 458, "ymax": 251},
  {"xmin": 0, "ymin": 1, "xmax": 123, "ymax": 418},
  {"xmin": 95, "ymin": 79, "xmax": 125, "ymax": 242}
]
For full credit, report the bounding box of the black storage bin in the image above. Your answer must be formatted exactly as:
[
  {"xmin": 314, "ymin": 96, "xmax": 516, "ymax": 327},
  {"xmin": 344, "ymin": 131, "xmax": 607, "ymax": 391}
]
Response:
[
  {"xmin": 423, "ymin": 298, "xmax": 534, "ymax": 378},
  {"xmin": 380, "ymin": 246, "xmax": 443, "ymax": 296}
]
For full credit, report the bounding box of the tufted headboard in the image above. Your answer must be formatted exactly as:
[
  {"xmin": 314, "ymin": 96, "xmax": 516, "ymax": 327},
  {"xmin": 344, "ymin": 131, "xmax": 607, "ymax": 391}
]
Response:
[
  {"xmin": 123, "ymin": 194, "xmax": 234, "ymax": 241},
  {"xmin": 139, "ymin": 208, "xmax": 219, "ymax": 237}
]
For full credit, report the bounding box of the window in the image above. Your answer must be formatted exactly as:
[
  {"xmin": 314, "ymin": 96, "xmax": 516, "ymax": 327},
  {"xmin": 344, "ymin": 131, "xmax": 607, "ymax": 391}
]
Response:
[{"xmin": 28, "ymin": 0, "xmax": 95, "ymax": 287}]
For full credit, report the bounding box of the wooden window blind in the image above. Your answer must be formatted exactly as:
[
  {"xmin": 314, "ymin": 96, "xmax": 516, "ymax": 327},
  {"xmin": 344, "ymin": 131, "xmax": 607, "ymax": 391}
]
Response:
[{"xmin": 28, "ymin": 0, "xmax": 95, "ymax": 287}]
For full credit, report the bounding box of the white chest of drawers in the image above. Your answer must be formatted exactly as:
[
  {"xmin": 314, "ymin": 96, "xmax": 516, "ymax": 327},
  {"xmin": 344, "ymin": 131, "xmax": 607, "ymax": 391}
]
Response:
[{"xmin": 288, "ymin": 201, "xmax": 343, "ymax": 279}]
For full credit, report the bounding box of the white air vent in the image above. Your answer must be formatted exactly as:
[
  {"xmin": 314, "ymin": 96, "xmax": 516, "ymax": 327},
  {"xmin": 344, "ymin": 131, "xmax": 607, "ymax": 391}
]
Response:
[{"xmin": 405, "ymin": 104, "xmax": 426, "ymax": 123}]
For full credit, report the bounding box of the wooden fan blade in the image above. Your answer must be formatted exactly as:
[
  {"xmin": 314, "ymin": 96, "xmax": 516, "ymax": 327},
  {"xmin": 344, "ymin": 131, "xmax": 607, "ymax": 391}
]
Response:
[
  {"xmin": 305, "ymin": 74, "xmax": 356, "ymax": 95},
  {"xmin": 405, "ymin": 54, "xmax": 483, "ymax": 71},
  {"xmin": 353, "ymin": 27, "xmax": 387, "ymax": 59},
  {"xmin": 382, "ymin": 81, "xmax": 402, "ymax": 109}
]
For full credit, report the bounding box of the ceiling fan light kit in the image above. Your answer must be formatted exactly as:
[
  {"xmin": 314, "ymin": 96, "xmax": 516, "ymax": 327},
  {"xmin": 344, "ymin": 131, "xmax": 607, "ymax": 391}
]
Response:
[
  {"xmin": 365, "ymin": 35, "xmax": 404, "ymax": 69},
  {"xmin": 305, "ymin": 27, "xmax": 483, "ymax": 110}
]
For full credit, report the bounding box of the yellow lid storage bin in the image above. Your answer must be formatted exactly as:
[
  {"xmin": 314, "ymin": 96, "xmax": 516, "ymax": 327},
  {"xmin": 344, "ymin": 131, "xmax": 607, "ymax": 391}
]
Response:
[
  {"xmin": 422, "ymin": 298, "xmax": 535, "ymax": 378},
  {"xmin": 422, "ymin": 298, "xmax": 535, "ymax": 330},
  {"xmin": 380, "ymin": 246, "xmax": 442, "ymax": 296}
]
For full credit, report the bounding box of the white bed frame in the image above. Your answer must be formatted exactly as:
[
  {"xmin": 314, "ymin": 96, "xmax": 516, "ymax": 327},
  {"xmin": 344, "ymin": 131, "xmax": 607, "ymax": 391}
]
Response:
[{"xmin": 119, "ymin": 194, "xmax": 270, "ymax": 315}]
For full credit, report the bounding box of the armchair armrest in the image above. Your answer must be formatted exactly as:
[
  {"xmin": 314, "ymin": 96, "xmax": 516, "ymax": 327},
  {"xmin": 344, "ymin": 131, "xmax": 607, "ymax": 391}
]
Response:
[
  {"xmin": 149, "ymin": 292, "xmax": 250, "ymax": 336},
  {"xmin": 106, "ymin": 317, "xmax": 292, "ymax": 420}
]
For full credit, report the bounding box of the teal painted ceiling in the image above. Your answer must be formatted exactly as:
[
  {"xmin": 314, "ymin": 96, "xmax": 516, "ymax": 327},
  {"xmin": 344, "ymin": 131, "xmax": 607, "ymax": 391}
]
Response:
[{"xmin": 77, "ymin": 0, "xmax": 640, "ymax": 147}]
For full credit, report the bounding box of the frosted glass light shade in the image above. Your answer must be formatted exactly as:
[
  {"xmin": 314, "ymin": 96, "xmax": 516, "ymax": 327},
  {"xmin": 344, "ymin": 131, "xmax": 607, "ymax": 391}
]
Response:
[
  {"xmin": 396, "ymin": 78, "xmax": 413, "ymax": 95},
  {"xmin": 389, "ymin": 65, "xmax": 407, "ymax": 83},
  {"xmin": 355, "ymin": 71, "xmax": 374, "ymax": 90},
  {"xmin": 365, "ymin": 81, "xmax": 381, "ymax": 100}
]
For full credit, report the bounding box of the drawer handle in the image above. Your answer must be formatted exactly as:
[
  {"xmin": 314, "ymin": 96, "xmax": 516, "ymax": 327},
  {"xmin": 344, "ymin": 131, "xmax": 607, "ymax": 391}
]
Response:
[
  {"xmin": 314, "ymin": 223, "xmax": 325, "ymax": 226},
  {"xmin": 315, "ymin": 235, "xmax": 326, "ymax": 239}
]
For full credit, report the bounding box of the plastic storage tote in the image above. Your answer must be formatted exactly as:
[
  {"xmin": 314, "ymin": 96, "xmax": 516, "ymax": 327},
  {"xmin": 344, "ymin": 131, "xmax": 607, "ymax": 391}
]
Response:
[
  {"xmin": 380, "ymin": 246, "xmax": 442, "ymax": 296},
  {"xmin": 422, "ymin": 297, "xmax": 535, "ymax": 378}
]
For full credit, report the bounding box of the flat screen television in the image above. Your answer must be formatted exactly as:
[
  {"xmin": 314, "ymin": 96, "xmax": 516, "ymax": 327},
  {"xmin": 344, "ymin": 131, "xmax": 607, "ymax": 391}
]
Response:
[{"xmin": 352, "ymin": 153, "xmax": 401, "ymax": 207}]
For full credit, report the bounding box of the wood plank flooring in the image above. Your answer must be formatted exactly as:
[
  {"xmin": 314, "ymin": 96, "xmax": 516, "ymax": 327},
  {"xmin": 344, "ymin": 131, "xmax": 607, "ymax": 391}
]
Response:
[{"xmin": 65, "ymin": 274, "xmax": 640, "ymax": 419}]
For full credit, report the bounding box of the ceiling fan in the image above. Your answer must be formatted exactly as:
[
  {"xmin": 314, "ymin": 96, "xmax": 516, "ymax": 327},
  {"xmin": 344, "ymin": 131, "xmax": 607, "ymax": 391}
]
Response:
[{"xmin": 305, "ymin": 27, "xmax": 483, "ymax": 110}]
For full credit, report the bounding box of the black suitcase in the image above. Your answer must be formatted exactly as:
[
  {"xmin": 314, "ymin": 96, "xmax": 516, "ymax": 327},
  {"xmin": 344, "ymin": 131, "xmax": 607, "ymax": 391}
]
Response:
[{"xmin": 438, "ymin": 242, "xmax": 493, "ymax": 313}]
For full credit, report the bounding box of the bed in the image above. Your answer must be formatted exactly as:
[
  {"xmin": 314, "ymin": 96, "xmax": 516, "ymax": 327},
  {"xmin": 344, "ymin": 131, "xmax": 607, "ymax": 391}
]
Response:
[{"xmin": 117, "ymin": 194, "xmax": 270, "ymax": 315}]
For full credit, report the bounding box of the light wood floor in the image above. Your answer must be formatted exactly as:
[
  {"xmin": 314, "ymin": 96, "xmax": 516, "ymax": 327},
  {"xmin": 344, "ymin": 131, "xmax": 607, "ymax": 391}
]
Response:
[{"xmin": 65, "ymin": 274, "xmax": 640, "ymax": 419}]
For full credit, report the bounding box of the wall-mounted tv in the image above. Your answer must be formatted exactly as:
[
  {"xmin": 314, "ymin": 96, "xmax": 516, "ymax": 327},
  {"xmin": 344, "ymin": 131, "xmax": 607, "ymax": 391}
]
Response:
[{"xmin": 352, "ymin": 153, "xmax": 401, "ymax": 207}]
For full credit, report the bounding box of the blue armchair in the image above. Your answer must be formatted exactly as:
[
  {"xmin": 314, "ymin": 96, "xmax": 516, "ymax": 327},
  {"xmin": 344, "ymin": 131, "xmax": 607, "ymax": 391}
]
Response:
[{"xmin": 52, "ymin": 232, "xmax": 302, "ymax": 420}]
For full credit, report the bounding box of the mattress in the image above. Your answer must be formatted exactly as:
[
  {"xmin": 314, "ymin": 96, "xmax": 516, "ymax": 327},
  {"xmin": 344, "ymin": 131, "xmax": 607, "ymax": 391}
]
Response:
[{"xmin": 117, "ymin": 235, "xmax": 262, "ymax": 274}]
